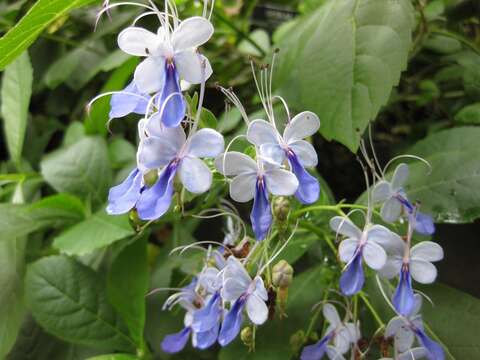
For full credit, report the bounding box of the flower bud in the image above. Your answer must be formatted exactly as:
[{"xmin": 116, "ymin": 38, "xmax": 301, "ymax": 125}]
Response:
[
  {"xmin": 273, "ymin": 196, "xmax": 290, "ymax": 222},
  {"xmin": 129, "ymin": 208, "xmax": 146, "ymax": 231},
  {"xmin": 240, "ymin": 326, "xmax": 253, "ymax": 348},
  {"xmin": 290, "ymin": 330, "xmax": 306, "ymax": 353},
  {"xmin": 272, "ymin": 260, "xmax": 294, "ymax": 288},
  {"xmin": 143, "ymin": 169, "xmax": 158, "ymax": 187}
]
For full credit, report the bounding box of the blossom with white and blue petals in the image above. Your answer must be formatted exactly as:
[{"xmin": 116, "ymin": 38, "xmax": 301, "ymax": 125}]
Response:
[
  {"xmin": 218, "ymin": 256, "xmax": 269, "ymax": 346},
  {"xmin": 330, "ymin": 216, "xmax": 404, "ymax": 296},
  {"xmin": 385, "ymin": 295, "xmax": 444, "ymax": 360},
  {"xmin": 246, "ymin": 111, "xmax": 320, "ymax": 204},
  {"xmin": 136, "ymin": 125, "xmax": 224, "ymax": 220},
  {"xmin": 380, "ymin": 241, "xmax": 443, "ymax": 317},
  {"xmin": 118, "ymin": 16, "xmax": 213, "ymax": 127},
  {"xmin": 215, "ymin": 151, "xmax": 298, "ymax": 240},
  {"xmin": 372, "ymin": 163, "xmax": 435, "ymax": 235},
  {"xmin": 301, "ymin": 304, "xmax": 360, "ymax": 360}
]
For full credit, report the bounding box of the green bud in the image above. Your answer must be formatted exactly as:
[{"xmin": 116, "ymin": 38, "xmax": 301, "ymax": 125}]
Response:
[
  {"xmin": 290, "ymin": 330, "xmax": 306, "ymax": 353},
  {"xmin": 273, "ymin": 196, "xmax": 290, "ymax": 222},
  {"xmin": 240, "ymin": 326, "xmax": 253, "ymax": 347},
  {"xmin": 128, "ymin": 208, "xmax": 146, "ymax": 231},
  {"xmin": 272, "ymin": 260, "xmax": 294, "ymax": 288},
  {"xmin": 143, "ymin": 169, "xmax": 158, "ymax": 187}
]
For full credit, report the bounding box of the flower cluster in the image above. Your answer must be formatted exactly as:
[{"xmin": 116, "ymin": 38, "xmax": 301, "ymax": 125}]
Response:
[
  {"xmin": 160, "ymin": 250, "xmax": 271, "ymax": 353},
  {"xmin": 94, "ymin": 1, "xmax": 224, "ymax": 221}
]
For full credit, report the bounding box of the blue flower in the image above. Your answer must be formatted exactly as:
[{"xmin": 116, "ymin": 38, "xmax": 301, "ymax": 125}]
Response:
[
  {"xmin": 372, "ymin": 163, "xmax": 435, "ymax": 235},
  {"xmin": 117, "ymin": 17, "xmax": 214, "ymax": 127},
  {"xmin": 218, "ymin": 257, "xmax": 269, "ymax": 346},
  {"xmin": 106, "ymin": 167, "xmax": 143, "ymax": 215},
  {"xmin": 379, "ymin": 241, "xmax": 444, "ymax": 316},
  {"xmin": 330, "ymin": 216, "xmax": 404, "ymax": 296},
  {"xmin": 215, "ymin": 152, "xmax": 298, "ymax": 240},
  {"xmin": 246, "ymin": 111, "xmax": 320, "ymax": 204},
  {"xmin": 136, "ymin": 126, "xmax": 224, "ymax": 220}
]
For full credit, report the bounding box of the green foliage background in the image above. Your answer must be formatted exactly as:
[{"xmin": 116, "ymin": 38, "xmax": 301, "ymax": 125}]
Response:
[{"xmin": 0, "ymin": 0, "xmax": 479, "ymax": 359}]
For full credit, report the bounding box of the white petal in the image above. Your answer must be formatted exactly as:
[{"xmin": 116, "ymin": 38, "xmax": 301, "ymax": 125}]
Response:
[
  {"xmin": 134, "ymin": 57, "xmax": 165, "ymax": 93},
  {"xmin": 246, "ymin": 293, "xmax": 268, "ymax": 325},
  {"xmin": 338, "ymin": 238, "xmax": 358, "ymax": 263},
  {"xmin": 246, "ymin": 119, "xmax": 280, "ymax": 146},
  {"xmin": 214, "ymin": 151, "xmax": 257, "ymax": 176},
  {"xmin": 372, "ymin": 180, "xmax": 392, "ymax": 203},
  {"xmin": 345, "ymin": 322, "xmax": 361, "ymax": 343},
  {"xmin": 175, "ymin": 50, "xmax": 212, "ymax": 84},
  {"xmin": 323, "ymin": 303, "xmax": 341, "ymax": 327},
  {"xmin": 179, "ymin": 156, "xmax": 212, "ymax": 194},
  {"xmin": 230, "ymin": 173, "xmax": 257, "ymax": 202},
  {"xmin": 172, "ymin": 16, "xmax": 214, "ymax": 50},
  {"xmin": 410, "ymin": 259, "xmax": 437, "ymax": 284},
  {"xmin": 118, "ymin": 27, "xmax": 159, "ymax": 56},
  {"xmin": 252, "ymin": 276, "xmax": 268, "ymax": 301},
  {"xmin": 385, "ymin": 317, "xmax": 405, "ymax": 338},
  {"xmin": 288, "ymin": 140, "xmax": 318, "ymax": 167},
  {"xmin": 283, "ymin": 111, "xmax": 320, "ymax": 143},
  {"xmin": 138, "ymin": 132, "xmax": 181, "ymax": 168},
  {"xmin": 381, "ymin": 197, "xmax": 402, "ymax": 223},
  {"xmin": 395, "ymin": 325, "xmax": 415, "ymax": 353},
  {"xmin": 259, "ymin": 143, "xmax": 285, "ymax": 164},
  {"xmin": 334, "ymin": 326, "xmax": 351, "ymax": 354},
  {"xmin": 410, "ymin": 241, "xmax": 444, "ymax": 262},
  {"xmin": 367, "ymin": 225, "xmax": 405, "ymax": 255},
  {"xmin": 326, "ymin": 346, "xmax": 346, "ymax": 360},
  {"xmin": 264, "ymin": 169, "xmax": 298, "ymax": 196},
  {"xmin": 362, "ymin": 241, "xmax": 387, "ymax": 270},
  {"xmin": 412, "ymin": 294, "xmax": 423, "ymax": 316},
  {"xmin": 391, "ymin": 163, "xmax": 409, "ymax": 190},
  {"xmin": 378, "ymin": 256, "xmax": 403, "ymax": 279},
  {"xmin": 329, "ymin": 216, "xmax": 362, "ymax": 239},
  {"xmin": 224, "ymin": 256, "xmax": 251, "ymax": 285},
  {"xmin": 221, "ymin": 278, "xmax": 247, "ymax": 302},
  {"xmin": 188, "ymin": 128, "xmax": 224, "ymax": 158}
]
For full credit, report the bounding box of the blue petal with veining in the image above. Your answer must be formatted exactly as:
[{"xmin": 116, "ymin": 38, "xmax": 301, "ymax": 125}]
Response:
[
  {"xmin": 109, "ymin": 81, "xmax": 150, "ymax": 118},
  {"xmin": 218, "ymin": 298, "xmax": 246, "ymax": 347},
  {"xmin": 159, "ymin": 62, "xmax": 186, "ymax": 127},
  {"xmin": 106, "ymin": 168, "xmax": 143, "ymax": 214},
  {"xmin": 340, "ymin": 250, "xmax": 365, "ymax": 296},
  {"xmin": 250, "ymin": 178, "xmax": 272, "ymax": 241},
  {"xmin": 161, "ymin": 327, "xmax": 191, "ymax": 353},
  {"xmin": 300, "ymin": 331, "xmax": 334, "ymax": 360},
  {"xmin": 287, "ymin": 151, "xmax": 319, "ymax": 204},
  {"xmin": 414, "ymin": 327, "xmax": 445, "ymax": 360},
  {"xmin": 393, "ymin": 266, "xmax": 416, "ymax": 316}
]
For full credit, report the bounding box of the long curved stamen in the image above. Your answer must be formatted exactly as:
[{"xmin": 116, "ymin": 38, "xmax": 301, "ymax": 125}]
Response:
[
  {"xmin": 95, "ymin": 2, "xmax": 156, "ymax": 28},
  {"xmin": 218, "ymin": 134, "xmax": 247, "ymax": 179},
  {"xmin": 217, "ymin": 86, "xmax": 249, "ymax": 125},
  {"xmin": 383, "ymin": 155, "xmax": 432, "ymax": 176}
]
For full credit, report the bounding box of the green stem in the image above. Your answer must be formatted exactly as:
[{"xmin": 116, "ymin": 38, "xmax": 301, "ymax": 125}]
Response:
[
  {"xmin": 430, "ymin": 28, "xmax": 480, "ymax": 56},
  {"xmin": 213, "ymin": 9, "xmax": 266, "ymax": 57},
  {"xmin": 359, "ymin": 292, "xmax": 385, "ymax": 328},
  {"xmin": 298, "ymin": 221, "xmax": 337, "ymax": 256}
]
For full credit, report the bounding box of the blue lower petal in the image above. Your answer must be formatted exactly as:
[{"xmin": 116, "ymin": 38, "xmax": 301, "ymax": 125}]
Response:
[
  {"xmin": 159, "ymin": 62, "xmax": 186, "ymax": 127},
  {"xmin": 218, "ymin": 298, "xmax": 246, "ymax": 347},
  {"xmin": 393, "ymin": 266, "xmax": 416, "ymax": 316},
  {"xmin": 109, "ymin": 81, "xmax": 149, "ymax": 118},
  {"xmin": 161, "ymin": 327, "xmax": 192, "ymax": 353},
  {"xmin": 288, "ymin": 151, "xmax": 320, "ymax": 204},
  {"xmin": 414, "ymin": 328, "xmax": 445, "ymax": 360},
  {"xmin": 250, "ymin": 178, "xmax": 272, "ymax": 241},
  {"xmin": 414, "ymin": 212, "xmax": 435, "ymax": 235},
  {"xmin": 106, "ymin": 168, "xmax": 143, "ymax": 214},
  {"xmin": 300, "ymin": 331, "xmax": 334, "ymax": 360},
  {"xmin": 192, "ymin": 292, "xmax": 221, "ymax": 332},
  {"xmin": 195, "ymin": 322, "xmax": 219, "ymax": 350},
  {"xmin": 340, "ymin": 251, "xmax": 364, "ymax": 296},
  {"xmin": 136, "ymin": 162, "xmax": 177, "ymax": 220}
]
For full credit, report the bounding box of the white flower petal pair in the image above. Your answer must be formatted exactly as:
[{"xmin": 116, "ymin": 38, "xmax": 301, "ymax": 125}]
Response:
[
  {"xmin": 214, "ymin": 151, "xmax": 298, "ymax": 202},
  {"xmin": 138, "ymin": 126, "xmax": 224, "ymax": 194},
  {"xmin": 330, "ymin": 216, "xmax": 405, "ymax": 271},
  {"xmin": 380, "ymin": 241, "xmax": 443, "ymax": 284},
  {"xmin": 323, "ymin": 304, "xmax": 359, "ymax": 355},
  {"xmin": 246, "ymin": 111, "xmax": 320, "ymax": 167},
  {"xmin": 118, "ymin": 17, "xmax": 214, "ymax": 93},
  {"xmin": 220, "ymin": 257, "xmax": 268, "ymax": 325}
]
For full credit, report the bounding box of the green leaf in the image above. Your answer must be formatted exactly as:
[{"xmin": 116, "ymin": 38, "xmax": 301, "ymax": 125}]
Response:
[
  {"xmin": 108, "ymin": 137, "xmax": 136, "ymax": 169},
  {"xmin": 25, "ymin": 255, "xmax": 135, "ymax": 352},
  {"xmin": 238, "ymin": 29, "xmax": 271, "ymax": 57},
  {"xmin": 454, "ymin": 102, "xmax": 480, "ymax": 124},
  {"xmin": 199, "ymin": 107, "xmax": 217, "ymax": 129},
  {"xmin": 63, "ymin": 122, "xmax": 86, "ymax": 147},
  {"xmin": 420, "ymin": 283, "xmax": 480, "ymax": 359},
  {"xmin": 1, "ymin": 51, "xmax": 33, "ymax": 166},
  {"xmin": 0, "ymin": 0, "xmax": 100, "ymax": 70},
  {"xmin": 405, "ymin": 126, "xmax": 480, "ymax": 223},
  {"xmin": 107, "ymin": 237, "xmax": 148, "ymax": 347},
  {"xmin": 40, "ymin": 136, "xmax": 112, "ymax": 205},
  {"xmin": 0, "ymin": 237, "xmax": 26, "ymax": 357},
  {"xmin": 274, "ymin": 0, "xmax": 414, "ymax": 151},
  {"xmin": 53, "ymin": 210, "xmax": 135, "ymax": 256}
]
